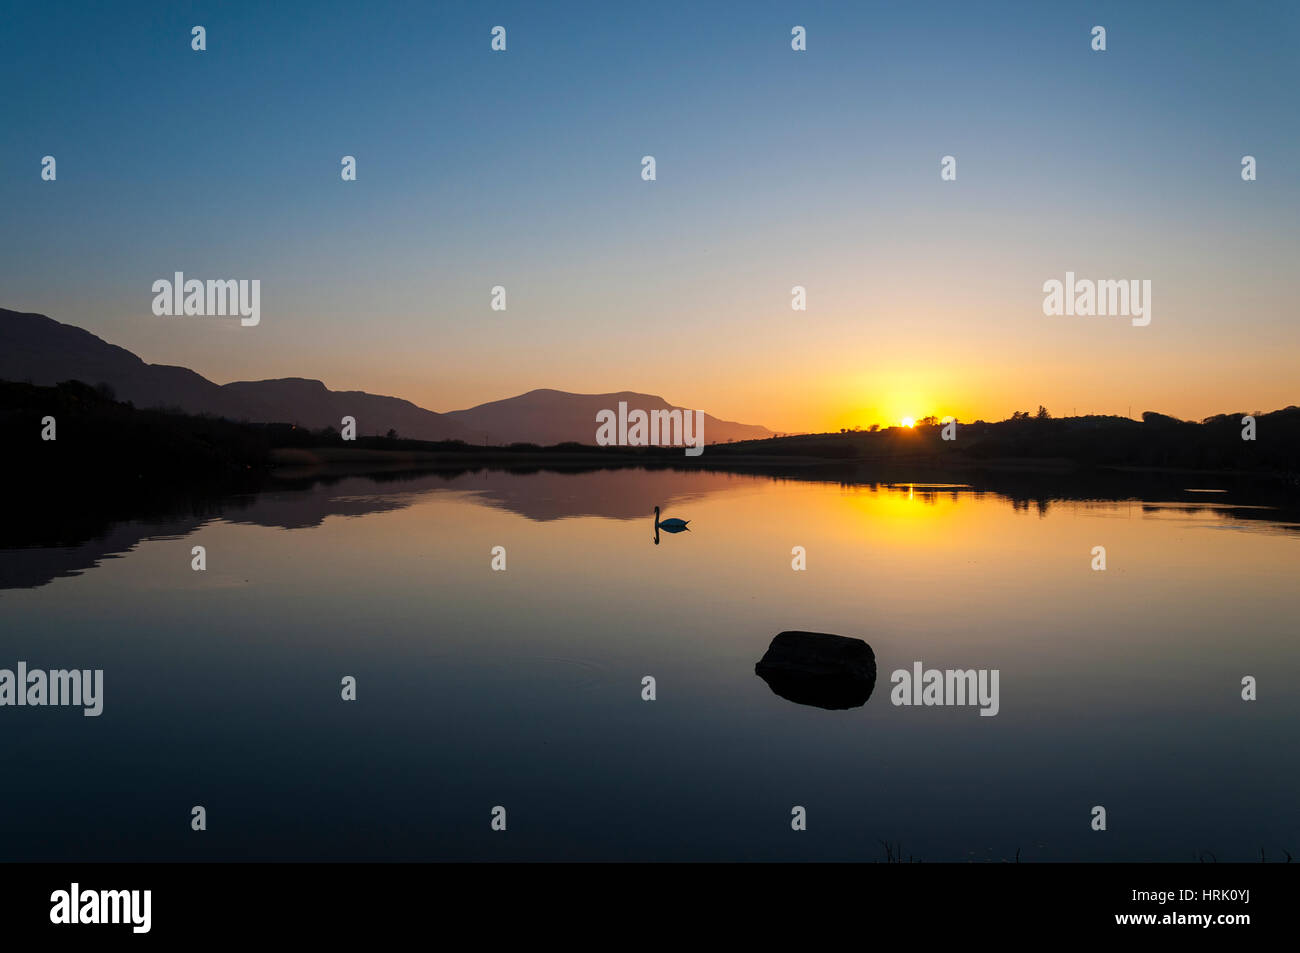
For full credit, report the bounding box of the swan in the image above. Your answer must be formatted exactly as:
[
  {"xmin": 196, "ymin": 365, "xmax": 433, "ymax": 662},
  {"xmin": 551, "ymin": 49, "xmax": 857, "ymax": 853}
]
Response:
[{"xmin": 654, "ymin": 506, "xmax": 690, "ymax": 531}]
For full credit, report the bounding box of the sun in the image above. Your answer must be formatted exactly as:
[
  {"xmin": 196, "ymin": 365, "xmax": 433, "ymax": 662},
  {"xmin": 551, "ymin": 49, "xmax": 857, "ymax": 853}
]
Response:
[{"xmin": 901, "ymin": 416, "xmax": 915, "ymax": 428}]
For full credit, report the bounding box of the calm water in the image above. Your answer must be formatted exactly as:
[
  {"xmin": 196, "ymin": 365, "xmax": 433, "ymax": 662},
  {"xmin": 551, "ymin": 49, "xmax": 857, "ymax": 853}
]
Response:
[{"xmin": 2, "ymin": 466, "xmax": 1297, "ymax": 861}]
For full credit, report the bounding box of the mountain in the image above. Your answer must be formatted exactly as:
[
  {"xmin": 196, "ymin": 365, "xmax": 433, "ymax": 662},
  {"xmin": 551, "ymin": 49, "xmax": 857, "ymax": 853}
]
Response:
[
  {"xmin": 0, "ymin": 308, "xmax": 248, "ymax": 418},
  {"xmin": 0, "ymin": 308, "xmax": 773, "ymax": 445},
  {"xmin": 444, "ymin": 388, "xmax": 772, "ymax": 445},
  {"xmin": 218, "ymin": 378, "xmax": 474, "ymax": 442},
  {"xmin": 0, "ymin": 308, "xmax": 471, "ymax": 441}
]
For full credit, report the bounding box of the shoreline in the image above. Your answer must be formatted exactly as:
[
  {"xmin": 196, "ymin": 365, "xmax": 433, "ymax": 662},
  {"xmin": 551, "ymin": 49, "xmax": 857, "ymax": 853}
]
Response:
[{"xmin": 267, "ymin": 445, "xmax": 1298, "ymax": 482}]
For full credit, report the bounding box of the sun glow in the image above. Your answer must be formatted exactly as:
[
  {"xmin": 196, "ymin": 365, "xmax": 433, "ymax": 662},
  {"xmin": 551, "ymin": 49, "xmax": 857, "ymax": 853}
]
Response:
[{"xmin": 901, "ymin": 417, "xmax": 915, "ymax": 428}]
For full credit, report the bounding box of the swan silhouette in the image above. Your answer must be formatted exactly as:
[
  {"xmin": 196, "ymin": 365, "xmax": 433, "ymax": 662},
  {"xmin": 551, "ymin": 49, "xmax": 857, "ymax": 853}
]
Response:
[{"xmin": 654, "ymin": 505, "xmax": 690, "ymax": 532}]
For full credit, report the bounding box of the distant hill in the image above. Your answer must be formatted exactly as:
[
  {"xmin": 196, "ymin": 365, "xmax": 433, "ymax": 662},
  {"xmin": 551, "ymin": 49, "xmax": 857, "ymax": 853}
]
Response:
[
  {"xmin": 444, "ymin": 388, "xmax": 772, "ymax": 445},
  {"xmin": 708, "ymin": 409, "xmax": 1300, "ymax": 475},
  {"xmin": 218, "ymin": 377, "xmax": 477, "ymax": 442},
  {"xmin": 0, "ymin": 308, "xmax": 472, "ymax": 440},
  {"xmin": 0, "ymin": 307, "xmax": 249, "ymax": 418},
  {"xmin": 0, "ymin": 308, "xmax": 773, "ymax": 445}
]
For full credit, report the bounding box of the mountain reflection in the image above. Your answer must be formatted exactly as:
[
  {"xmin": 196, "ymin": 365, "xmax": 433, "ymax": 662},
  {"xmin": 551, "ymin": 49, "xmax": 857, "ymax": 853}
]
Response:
[{"xmin": 2, "ymin": 463, "xmax": 1296, "ymax": 590}]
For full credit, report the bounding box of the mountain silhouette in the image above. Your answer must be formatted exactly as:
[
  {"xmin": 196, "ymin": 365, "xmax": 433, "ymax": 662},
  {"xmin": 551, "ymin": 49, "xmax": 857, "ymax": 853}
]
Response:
[
  {"xmin": 0, "ymin": 308, "xmax": 771, "ymax": 444},
  {"xmin": 0, "ymin": 307, "xmax": 248, "ymax": 417},
  {"xmin": 443, "ymin": 388, "xmax": 772, "ymax": 445},
  {"xmin": 0, "ymin": 308, "xmax": 470, "ymax": 439},
  {"xmin": 219, "ymin": 377, "xmax": 474, "ymax": 442}
]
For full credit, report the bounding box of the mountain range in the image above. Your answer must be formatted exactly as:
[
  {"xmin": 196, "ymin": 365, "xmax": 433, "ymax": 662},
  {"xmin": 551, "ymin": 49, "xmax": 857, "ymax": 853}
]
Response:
[{"xmin": 0, "ymin": 308, "xmax": 773, "ymax": 445}]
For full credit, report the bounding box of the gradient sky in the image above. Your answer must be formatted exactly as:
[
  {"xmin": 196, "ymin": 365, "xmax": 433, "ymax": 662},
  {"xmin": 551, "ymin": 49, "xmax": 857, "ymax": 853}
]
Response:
[{"xmin": 2, "ymin": 0, "xmax": 1297, "ymax": 432}]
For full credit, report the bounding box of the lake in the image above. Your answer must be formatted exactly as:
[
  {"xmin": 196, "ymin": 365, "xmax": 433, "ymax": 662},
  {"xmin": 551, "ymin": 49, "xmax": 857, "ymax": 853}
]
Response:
[{"xmin": 1, "ymin": 465, "xmax": 1296, "ymax": 861}]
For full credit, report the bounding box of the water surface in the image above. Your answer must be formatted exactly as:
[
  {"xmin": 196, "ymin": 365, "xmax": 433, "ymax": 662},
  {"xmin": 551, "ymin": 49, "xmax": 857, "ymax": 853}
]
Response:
[{"xmin": 1, "ymin": 466, "xmax": 1296, "ymax": 861}]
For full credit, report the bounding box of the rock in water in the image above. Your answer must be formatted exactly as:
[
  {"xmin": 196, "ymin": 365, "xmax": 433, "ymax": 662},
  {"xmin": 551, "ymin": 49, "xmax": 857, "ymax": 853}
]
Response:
[{"xmin": 755, "ymin": 631, "xmax": 877, "ymax": 710}]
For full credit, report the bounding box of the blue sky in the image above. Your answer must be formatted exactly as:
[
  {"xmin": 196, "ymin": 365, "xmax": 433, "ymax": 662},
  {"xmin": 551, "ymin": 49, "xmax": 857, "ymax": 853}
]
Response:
[{"xmin": 2, "ymin": 0, "xmax": 1297, "ymax": 429}]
